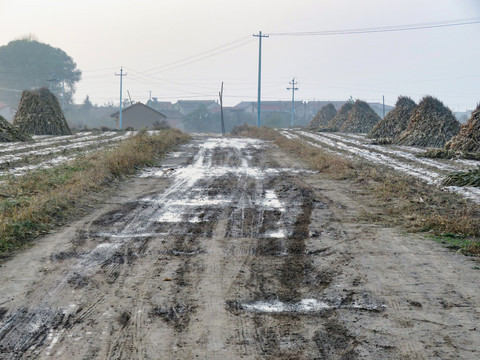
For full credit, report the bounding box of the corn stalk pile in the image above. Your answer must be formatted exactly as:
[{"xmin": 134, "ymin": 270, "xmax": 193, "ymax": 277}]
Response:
[
  {"xmin": 420, "ymin": 148, "xmax": 480, "ymax": 161},
  {"xmin": 321, "ymin": 102, "xmax": 353, "ymax": 132},
  {"xmin": 395, "ymin": 96, "xmax": 460, "ymax": 148},
  {"xmin": 13, "ymin": 88, "xmax": 72, "ymax": 135},
  {"xmin": 445, "ymin": 104, "xmax": 480, "ymax": 153},
  {"xmin": 0, "ymin": 114, "xmax": 32, "ymax": 142},
  {"xmin": 339, "ymin": 100, "xmax": 380, "ymax": 133},
  {"xmin": 308, "ymin": 103, "xmax": 337, "ymax": 130},
  {"xmin": 368, "ymin": 96, "xmax": 416, "ymax": 140},
  {"xmin": 443, "ymin": 166, "xmax": 480, "ymax": 187}
]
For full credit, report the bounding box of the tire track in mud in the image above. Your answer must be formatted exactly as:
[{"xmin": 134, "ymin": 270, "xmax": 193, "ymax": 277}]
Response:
[{"xmin": 0, "ymin": 135, "xmax": 388, "ymax": 359}]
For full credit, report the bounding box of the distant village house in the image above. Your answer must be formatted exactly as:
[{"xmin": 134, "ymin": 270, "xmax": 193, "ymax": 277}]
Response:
[{"xmin": 110, "ymin": 102, "xmax": 167, "ymax": 130}]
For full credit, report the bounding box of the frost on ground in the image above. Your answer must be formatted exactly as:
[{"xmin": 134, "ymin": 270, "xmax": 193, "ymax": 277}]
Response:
[
  {"xmin": 290, "ymin": 130, "xmax": 480, "ymax": 204},
  {"xmin": 0, "ymin": 132, "xmax": 135, "ymax": 176},
  {"xmin": 0, "ymin": 135, "xmax": 479, "ymax": 360}
]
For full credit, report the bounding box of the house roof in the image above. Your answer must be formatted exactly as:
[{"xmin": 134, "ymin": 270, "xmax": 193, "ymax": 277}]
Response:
[
  {"xmin": 160, "ymin": 109, "xmax": 185, "ymax": 119},
  {"xmin": 110, "ymin": 102, "xmax": 166, "ymax": 118},
  {"xmin": 147, "ymin": 100, "xmax": 174, "ymax": 110},
  {"xmin": 232, "ymin": 101, "xmax": 304, "ymax": 112},
  {"xmin": 175, "ymin": 100, "xmax": 220, "ymax": 113},
  {"xmin": 176, "ymin": 100, "xmax": 217, "ymax": 105}
]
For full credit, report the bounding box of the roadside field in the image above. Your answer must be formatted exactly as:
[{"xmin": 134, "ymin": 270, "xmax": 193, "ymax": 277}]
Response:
[
  {"xmin": 0, "ymin": 131, "xmax": 136, "ymax": 177},
  {"xmin": 281, "ymin": 129, "xmax": 480, "ymax": 204}
]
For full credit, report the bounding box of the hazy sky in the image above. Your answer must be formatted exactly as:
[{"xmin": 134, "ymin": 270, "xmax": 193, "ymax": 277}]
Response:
[{"xmin": 0, "ymin": 0, "xmax": 479, "ymax": 110}]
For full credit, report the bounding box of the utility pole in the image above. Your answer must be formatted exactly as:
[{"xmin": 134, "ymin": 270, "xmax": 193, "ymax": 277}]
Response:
[
  {"xmin": 219, "ymin": 82, "xmax": 225, "ymax": 136},
  {"xmin": 382, "ymin": 95, "xmax": 385, "ymax": 119},
  {"xmin": 287, "ymin": 78, "xmax": 299, "ymax": 127},
  {"xmin": 253, "ymin": 31, "xmax": 269, "ymax": 127},
  {"xmin": 115, "ymin": 67, "xmax": 127, "ymax": 129}
]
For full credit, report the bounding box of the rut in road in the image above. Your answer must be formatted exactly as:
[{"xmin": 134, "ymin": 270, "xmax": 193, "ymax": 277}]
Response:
[{"xmin": 0, "ymin": 136, "xmax": 389, "ymax": 359}]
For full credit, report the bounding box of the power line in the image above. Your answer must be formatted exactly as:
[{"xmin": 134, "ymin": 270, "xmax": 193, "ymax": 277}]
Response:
[
  {"xmin": 129, "ymin": 35, "xmax": 252, "ymax": 76},
  {"xmin": 269, "ymin": 17, "xmax": 480, "ymax": 36}
]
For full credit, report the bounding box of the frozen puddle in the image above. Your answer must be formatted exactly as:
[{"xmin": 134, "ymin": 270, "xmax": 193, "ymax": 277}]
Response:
[{"xmin": 234, "ymin": 298, "xmax": 385, "ymax": 314}]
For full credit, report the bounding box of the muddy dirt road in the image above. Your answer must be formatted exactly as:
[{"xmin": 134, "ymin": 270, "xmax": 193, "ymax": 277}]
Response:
[{"xmin": 0, "ymin": 135, "xmax": 479, "ymax": 359}]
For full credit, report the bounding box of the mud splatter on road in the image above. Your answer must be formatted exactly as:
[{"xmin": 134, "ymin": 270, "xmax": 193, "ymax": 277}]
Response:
[{"xmin": 0, "ymin": 135, "xmax": 479, "ymax": 359}]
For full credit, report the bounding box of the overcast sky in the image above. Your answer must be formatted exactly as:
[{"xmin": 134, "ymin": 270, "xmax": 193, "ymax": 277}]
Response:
[{"xmin": 0, "ymin": 0, "xmax": 479, "ymax": 110}]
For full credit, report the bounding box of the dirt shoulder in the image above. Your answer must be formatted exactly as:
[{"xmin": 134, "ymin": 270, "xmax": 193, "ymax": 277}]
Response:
[{"xmin": 0, "ymin": 135, "xmax": 479, "ymax": 359}]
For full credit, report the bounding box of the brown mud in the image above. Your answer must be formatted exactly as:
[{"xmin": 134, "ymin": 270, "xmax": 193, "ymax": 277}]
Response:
[{"xmin": 0, "ymin": 135, "xmax": 479, "ymax": 359}]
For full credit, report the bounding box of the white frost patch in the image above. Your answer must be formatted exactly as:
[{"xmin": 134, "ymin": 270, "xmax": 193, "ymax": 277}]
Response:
[
  {"xmin": 445, "ymin": 186, "xmax": 480, "ymax": 204},
  {"xmin": 158, "ymin": 211, "xmax": 184, "ymax": 223},
  {"xmin": 319, "ymin": 132, "xmax": 462, "ymax": 172},
  {"xmin": 286, "ymin": 130, "xmax": 480, "ymax": 204},
  {"xmin": 0, "ymin": 132, "xmax": 131, "ymax": 166},
  {"xmin": 95, "ymin": 232, "xmax": 167, "ymax": 238},
  {"xmin": 45, "ymin": 329, "xmax": 64, "ymax": 356},
  {"xmin": 298, "ymin": 131, "xmax": 441, "ymax": 184},
  {"xmin": 264, "ymin": 229, "xmax": 287, "ymax": 238},
  {"xmin": 280, "ymin": 131, "xmax": 298, "ymax": 140},
  {"xmin": 257, "ymin": 190, "xmax": 284, "ymax": 211},
  {"xmin": 241, "ymin": 299, "xmax": 331, "ymax": 313},
  {"xmin": 80, "ymin": 242, "xmax": 122, "ymax": 270}
]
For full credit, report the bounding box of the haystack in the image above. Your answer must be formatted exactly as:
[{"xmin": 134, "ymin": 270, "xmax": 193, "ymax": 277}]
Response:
[
  {"xmin": 0, "ymin": 114, "xmax": 32, "ymax": 142},
  {"xmin": 323, "ymin": 102, "xmax": 353, "ymax": 131},
  {"xmin": 368, "ymin": 96, "xmax": 416, "ymax": 140},
  {"xmin": 445, "ymin": 104, "xmax": 480, "ymax": 153},
  {"xmin": 13, "ymin": 88, "xmax": 72, "ymax": 135},
  {"xmin": 395, "ymin": 96, "xmax": 460, "ymax": 148},
  {"xmin": 308, "ymin": 103, "xmax": 337, "ymax": 130},
  {"xmin": 339, "ymin": 100, "xmax": 381, "ymax": 133}
]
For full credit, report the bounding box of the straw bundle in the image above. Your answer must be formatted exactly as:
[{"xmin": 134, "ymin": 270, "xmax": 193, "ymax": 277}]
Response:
[
  {"xmin": 395, "ymin": 96, "xmax": 460, "ymax": 148},
  {"xmin": 368, "ymin": 96, "xmax": 416, "ymax": 140},
  {"xmin": 13, "ymin": 88, "xmax": 72, "ymax": 135},
  {"xmin": 443, "ymin": 167, "xmax": 480, "ymax": 187},
  {"xmin": 322, "ymin": 102, "xmax": 353, "ymax": 132},
  {"xmin": 339, "ymin": 100, "xmax": 380, "ymax": 133},
  {"xmin": 0, "ymin": 114, "xmax": 32, "ymax": 142},
  {"xmin": 308, "ymin": 103, "xmax": 337, "ymax": 130},
  {"xmin": 445, "ymin": 104, "xmax": 480, "ymax": 153}
]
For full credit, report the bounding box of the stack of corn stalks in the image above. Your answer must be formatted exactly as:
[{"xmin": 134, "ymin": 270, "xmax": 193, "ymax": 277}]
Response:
[
  {"xmin": 420, "ymin": 149, "xmax": 480, "ymax": 161},
  {"xmin": 339, "ymin": 100, "xmax": 380, "ymax": 133},
  {"xmin": 308, "ymin": 103, "xmax": 337, "ymax": 130},
  {"xmin": 443, "ymin": 166, "xmax": 480, "ymax": 187},
  {"xmin": 368, "ymin": 96, "xmax": 416, "ymax": 141},
  {"xmin": 445, "ymin": 104, "xmax": 480, "ymax": 153},
  {"xmin": 395, "ymin": 96, "xmax": 460, "ymax": 148},
  {"xmin": 13, "ymin": 88, "xmax": 72, "ymax": 135},
  {"xmin": 0, "ymin": 114, "xmax": 32, "ymax": 142},
  {"xmin": 321, "ymin": 102, "xmax": 353, "ymax": 132}
]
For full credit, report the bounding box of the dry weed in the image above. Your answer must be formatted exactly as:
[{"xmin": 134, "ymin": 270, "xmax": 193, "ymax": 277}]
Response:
[{"xmin": 0, "ymin": 129, "xmax": 190, "ymax": 252}]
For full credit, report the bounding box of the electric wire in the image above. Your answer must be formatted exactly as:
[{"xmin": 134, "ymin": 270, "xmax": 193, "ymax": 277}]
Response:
[{"xmin": 269, "ymin": 17, "xmax": 480, "ymax": 36}]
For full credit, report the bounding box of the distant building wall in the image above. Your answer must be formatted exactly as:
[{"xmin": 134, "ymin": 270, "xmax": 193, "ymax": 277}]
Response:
[{"xmin": 112, "ymin": 103, "xmax": 166, "ymax": 130}]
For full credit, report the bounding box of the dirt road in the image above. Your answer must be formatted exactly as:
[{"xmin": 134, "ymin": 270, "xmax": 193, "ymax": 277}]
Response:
[{"xmin": 0, "ymin": 135, "xmax": 479, "ymax": 359}]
